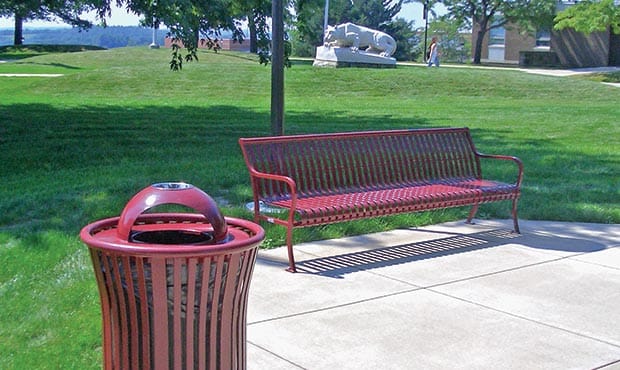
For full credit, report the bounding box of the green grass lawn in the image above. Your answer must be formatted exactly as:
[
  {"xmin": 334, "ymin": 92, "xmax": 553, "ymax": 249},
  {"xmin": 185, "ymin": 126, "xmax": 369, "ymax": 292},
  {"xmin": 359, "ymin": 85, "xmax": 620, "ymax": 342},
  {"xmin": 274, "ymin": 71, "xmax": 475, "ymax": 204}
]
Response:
[{"xmin": 1, "ymin": 46, "xmax": 618, "ymax": 368}]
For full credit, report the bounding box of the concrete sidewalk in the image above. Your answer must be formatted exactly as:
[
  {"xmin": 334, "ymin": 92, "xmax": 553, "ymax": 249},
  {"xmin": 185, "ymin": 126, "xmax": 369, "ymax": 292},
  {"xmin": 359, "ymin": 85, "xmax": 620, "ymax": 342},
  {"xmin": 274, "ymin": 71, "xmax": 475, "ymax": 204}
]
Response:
[
  {"xmin": 397, "ymin": 62, "xmax": 620, "ymax": 87},
  {"xmin": 246, "ymin": 219, "xmax": 620, "ymax": 369}
]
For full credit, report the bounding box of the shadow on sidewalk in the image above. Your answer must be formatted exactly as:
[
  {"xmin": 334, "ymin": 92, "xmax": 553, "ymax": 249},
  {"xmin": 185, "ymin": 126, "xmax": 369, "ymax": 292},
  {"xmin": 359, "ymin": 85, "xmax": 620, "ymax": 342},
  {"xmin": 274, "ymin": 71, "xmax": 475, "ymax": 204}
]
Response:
[{"xmin": 291, "ymin": 228, "xmax": 607, "ymax": 278}]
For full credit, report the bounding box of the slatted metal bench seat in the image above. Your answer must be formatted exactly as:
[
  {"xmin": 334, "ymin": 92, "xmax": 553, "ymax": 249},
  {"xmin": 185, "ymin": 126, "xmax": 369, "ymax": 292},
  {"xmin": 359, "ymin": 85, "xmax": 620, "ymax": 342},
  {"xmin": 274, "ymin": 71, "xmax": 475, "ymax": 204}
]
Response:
[{"xmin": 239, "ymin": 127, "xmax": 523, "ymax": 272}]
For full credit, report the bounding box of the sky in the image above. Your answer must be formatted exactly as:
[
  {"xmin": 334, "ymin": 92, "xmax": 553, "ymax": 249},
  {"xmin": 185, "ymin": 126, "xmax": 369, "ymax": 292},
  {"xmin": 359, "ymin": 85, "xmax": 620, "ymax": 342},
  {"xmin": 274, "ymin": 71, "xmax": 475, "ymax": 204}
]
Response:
[
  {"xmin": 0, "ymin": 4, "xmax": 140, "ymax": 29},
  {"xmin": 0, "ymin": 2, "xmax": 444, "ymax": 30}
]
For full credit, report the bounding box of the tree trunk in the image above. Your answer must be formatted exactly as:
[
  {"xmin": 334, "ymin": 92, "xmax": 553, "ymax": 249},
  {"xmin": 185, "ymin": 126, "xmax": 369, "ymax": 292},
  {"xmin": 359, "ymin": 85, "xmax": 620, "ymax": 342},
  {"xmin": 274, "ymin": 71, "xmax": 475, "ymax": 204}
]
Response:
[
  {"xmin": 14, "ymin": 14, "xmax": 24, "ymax": 45},
  {"xmin": 472, "ymin": 19, "xmax": 489, "ymax": 64},
  {"xmin": 473, "ymin": 29, "xmax": 485, "ymax": 64},
  {"xmin": 194, "ymin": 28, "xmax": 200, "ymax": 47},
  {"xmin": 248, "ymin": 16, "xmax": 257, "ymax": 53}
]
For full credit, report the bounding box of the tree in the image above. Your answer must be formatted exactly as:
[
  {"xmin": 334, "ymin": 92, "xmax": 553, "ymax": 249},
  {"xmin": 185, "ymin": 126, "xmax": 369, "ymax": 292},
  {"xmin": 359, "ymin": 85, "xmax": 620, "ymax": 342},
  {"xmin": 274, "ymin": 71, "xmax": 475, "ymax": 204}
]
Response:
[
  {"xmin": 426, "ymin": 16, "xmax": 470, "ymax": 62},
  {"xmin": 345, "ymin": 0, "xmax": 402, "ymax": 28},
  {"xmin": 0, "ymin": 0, "xmax": 96, "ymax": 45},
  {"xmin": 292, "ymin": 0, "xmax": 404, "ymax": 57},
  {"xmin": 555, "ymin": 0, "xmax": 620, "ymax": 35},
  {"xmin": 291, "ymin": 0, "xmax": 326, "ymax": 56},
  {"xmin": 440, "ymin": 0, "xmax": 555, "ymax": 64},
  {"xmin": 231, "ymin": 0, "xmax": 272, "ymax": 53},
  {"xmin": 382, "ymin": 17, "xmax": 418, "ymax": 60}
]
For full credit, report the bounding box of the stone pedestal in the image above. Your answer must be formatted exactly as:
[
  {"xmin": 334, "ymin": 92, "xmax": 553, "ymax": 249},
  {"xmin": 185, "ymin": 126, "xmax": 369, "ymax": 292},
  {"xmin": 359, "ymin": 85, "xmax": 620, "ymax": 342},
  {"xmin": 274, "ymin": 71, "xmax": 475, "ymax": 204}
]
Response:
[{"xmin": 313, "ymin": 46, "xmax": 396, "ymax": 68}]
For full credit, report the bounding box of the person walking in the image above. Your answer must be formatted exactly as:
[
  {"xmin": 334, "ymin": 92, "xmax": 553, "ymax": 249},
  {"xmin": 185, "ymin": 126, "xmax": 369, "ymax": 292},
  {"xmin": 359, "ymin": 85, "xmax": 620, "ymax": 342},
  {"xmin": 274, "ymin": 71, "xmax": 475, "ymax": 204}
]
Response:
[{"xmin": 427, "ymin": 37, "xmax": 440, "ymax": 67}]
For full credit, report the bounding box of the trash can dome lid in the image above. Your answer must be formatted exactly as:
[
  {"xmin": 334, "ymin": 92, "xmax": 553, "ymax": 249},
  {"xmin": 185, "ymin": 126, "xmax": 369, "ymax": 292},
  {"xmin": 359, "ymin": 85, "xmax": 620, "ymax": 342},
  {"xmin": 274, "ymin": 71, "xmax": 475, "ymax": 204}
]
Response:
[
  {"xmin": 116, "ymin": 182, "xmax": 228, "ymax": 243},
  {"xmin": 80, "ymin": 182, "xmax": 265, "ymax": 255}
]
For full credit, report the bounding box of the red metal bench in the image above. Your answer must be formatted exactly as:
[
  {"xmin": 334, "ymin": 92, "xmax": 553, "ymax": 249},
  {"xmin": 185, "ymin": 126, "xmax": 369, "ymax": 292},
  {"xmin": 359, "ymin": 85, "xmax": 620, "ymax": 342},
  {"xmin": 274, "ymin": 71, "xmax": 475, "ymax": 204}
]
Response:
[{"xmin": 239, "ymin": 128, "xmax": 523, "ymax": 272}]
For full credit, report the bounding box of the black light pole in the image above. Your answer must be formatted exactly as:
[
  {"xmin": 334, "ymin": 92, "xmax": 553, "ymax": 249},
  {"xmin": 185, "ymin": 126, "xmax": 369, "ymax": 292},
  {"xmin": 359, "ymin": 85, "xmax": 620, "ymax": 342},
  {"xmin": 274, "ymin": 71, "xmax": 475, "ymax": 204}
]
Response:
[
  {"xmin": 423, "ymin": 0, "xmax": 429, "ymax": 62},
  {"xmin": 271, "ymin": 0, "xmax": 285, "ymax": 136}
]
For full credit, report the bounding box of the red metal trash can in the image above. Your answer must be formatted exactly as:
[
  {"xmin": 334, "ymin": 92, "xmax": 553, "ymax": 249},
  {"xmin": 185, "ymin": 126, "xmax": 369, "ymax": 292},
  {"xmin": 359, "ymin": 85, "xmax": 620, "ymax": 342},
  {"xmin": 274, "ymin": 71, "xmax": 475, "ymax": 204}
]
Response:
[{"xmin": 80, "ymin": 182, "xmax": 264, "ymax": 370}]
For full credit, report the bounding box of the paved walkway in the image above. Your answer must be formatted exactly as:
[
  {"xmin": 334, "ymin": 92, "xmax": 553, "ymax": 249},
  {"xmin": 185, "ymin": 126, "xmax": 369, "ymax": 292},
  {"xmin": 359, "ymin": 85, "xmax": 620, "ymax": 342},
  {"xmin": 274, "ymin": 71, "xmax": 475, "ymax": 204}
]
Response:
[
  {"xmin": 522, "ymin": 66, "xmax": 620, "ymax": 77},
  {"xmin": 0, "ymin": 73, "xmax": 63, "ymax": 77},
  {"xmin": 522, "ymin": 66, "xmax": 620, "ymax": 88},
  {"xmin": 397, "ymin": 62, "xmax": 620, "ymax": 87},
  {"xmin": 246, "ymin": 219, "xmax": 620, "ymax": 369}
]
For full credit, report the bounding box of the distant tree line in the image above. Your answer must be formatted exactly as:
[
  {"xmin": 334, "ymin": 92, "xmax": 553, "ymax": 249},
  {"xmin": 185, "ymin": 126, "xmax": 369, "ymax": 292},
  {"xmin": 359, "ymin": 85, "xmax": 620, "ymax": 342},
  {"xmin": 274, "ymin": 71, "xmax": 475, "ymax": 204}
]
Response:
[{"xmin": 0, "ymin": 26, "xmax": 171, "ymax": 48}]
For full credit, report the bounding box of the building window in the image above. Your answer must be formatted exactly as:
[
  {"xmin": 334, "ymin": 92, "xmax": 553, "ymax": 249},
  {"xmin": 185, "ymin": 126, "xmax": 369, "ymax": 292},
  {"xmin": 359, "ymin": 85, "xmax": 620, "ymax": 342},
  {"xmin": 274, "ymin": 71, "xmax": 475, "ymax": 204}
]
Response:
[
  {"xmin": 489, "ymin": 27, "xmax": 506, "ymax": 45},
  {"xmin": 536, "ymin": 29, "xmax": 551, "ymax": 49},
  {"xmin": 489, "ymin": 27, "xmax": 505, "ymax": 46}
]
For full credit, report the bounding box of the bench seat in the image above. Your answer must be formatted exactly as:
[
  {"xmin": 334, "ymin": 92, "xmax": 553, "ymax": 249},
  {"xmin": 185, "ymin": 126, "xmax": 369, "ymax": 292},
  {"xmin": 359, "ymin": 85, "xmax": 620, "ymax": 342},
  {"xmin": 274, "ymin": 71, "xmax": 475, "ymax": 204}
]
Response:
[{"xmin": 268, "ymin": 180, "xmax": 518, "ymax": 226}]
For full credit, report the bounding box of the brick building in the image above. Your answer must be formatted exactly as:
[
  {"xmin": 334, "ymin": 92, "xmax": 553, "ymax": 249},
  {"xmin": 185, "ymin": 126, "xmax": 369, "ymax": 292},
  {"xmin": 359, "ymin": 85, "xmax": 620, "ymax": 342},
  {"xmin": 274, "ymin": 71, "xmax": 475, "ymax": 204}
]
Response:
[{"xmin": 473, "ymin": 1, "xmax": 620, "ymax": 67}]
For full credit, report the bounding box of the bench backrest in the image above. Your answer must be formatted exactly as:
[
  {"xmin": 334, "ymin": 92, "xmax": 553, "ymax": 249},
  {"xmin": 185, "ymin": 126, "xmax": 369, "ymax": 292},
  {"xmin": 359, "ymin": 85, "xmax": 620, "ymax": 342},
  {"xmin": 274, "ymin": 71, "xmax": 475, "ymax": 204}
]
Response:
[{"xmin": 239, "ymin": 128, "xmax": 482, "ymax": 199}]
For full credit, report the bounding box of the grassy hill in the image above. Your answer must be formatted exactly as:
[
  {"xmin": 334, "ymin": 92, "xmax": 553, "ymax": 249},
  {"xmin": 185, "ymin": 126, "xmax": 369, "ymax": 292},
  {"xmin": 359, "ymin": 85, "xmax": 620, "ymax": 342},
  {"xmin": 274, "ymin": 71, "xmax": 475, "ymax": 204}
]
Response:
[{"xmin": 0, "ymin": 47, "xmax": 618, "ymax": 368}]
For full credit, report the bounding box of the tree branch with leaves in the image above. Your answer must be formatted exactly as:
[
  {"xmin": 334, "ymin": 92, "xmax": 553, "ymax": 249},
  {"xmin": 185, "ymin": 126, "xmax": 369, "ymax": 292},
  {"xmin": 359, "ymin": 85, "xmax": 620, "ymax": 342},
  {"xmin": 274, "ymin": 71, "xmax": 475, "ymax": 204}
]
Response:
[{"xmin": 555, "ymin": 0, "xmax": 620, "ymax": 35}]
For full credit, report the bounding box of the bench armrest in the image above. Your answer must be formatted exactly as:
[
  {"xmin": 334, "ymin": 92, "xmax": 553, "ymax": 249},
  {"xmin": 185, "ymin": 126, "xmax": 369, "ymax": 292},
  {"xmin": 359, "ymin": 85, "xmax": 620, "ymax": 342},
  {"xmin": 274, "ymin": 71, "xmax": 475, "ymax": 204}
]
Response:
[
  {"xmin": 247, "ymin": 168, "xmax": 298, "ymax": 211},
  {"xmin": 476, "ymin": 153, "xmax": 524, "ymax": 187}
]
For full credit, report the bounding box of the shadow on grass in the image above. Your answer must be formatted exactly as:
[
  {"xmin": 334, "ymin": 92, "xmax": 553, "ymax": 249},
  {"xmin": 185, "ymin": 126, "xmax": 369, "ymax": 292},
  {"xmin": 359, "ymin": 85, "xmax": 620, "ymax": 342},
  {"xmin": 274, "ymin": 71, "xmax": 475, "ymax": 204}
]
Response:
[
  {"xmin": 12, "ymin": 61, "xmax": 83, "ymax": 70},
  {"xmin": 0, "ymin": 44, "xmax": 106, "ymax": 60},
  {"xmin": 0, "ymin": 103, "xmax": 432, "ymax": 236},
  {"xmin": 0, "ymin": 102, "xmax": 617, "ymax": 241}
]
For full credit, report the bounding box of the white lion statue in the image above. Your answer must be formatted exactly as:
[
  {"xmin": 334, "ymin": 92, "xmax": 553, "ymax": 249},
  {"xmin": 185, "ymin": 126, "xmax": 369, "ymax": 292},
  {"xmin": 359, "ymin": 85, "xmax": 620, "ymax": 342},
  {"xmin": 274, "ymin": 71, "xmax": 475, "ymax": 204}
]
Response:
[{"xmin": 324, "ymin": 22, "xmax": 397, "ymax": 58}]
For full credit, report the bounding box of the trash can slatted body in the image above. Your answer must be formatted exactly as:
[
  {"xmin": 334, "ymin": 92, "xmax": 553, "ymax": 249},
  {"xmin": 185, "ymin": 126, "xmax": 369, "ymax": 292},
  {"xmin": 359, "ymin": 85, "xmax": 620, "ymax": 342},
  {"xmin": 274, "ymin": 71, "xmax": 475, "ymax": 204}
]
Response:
[{"xmin": 90, "ymin": 243, "xmax": 257, "ymax": 370}]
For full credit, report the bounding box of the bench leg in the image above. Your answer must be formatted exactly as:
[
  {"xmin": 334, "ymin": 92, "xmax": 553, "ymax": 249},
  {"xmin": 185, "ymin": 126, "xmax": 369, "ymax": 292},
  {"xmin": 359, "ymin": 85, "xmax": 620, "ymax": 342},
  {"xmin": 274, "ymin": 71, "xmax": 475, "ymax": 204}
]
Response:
[
  {"xmin": 285, "ymin": 226, "xmax": 297, "ymax": 273},
  {"xmin": 466, "ymin": 204, "xmax": 479, "ymax": 224},
  {"xmin": 512, "ymin": 199, "xmax": 521, "ymax": 234},
  {"xmin": 467, "ymin": 201, "xmax": 521, "ymax": 233}
]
